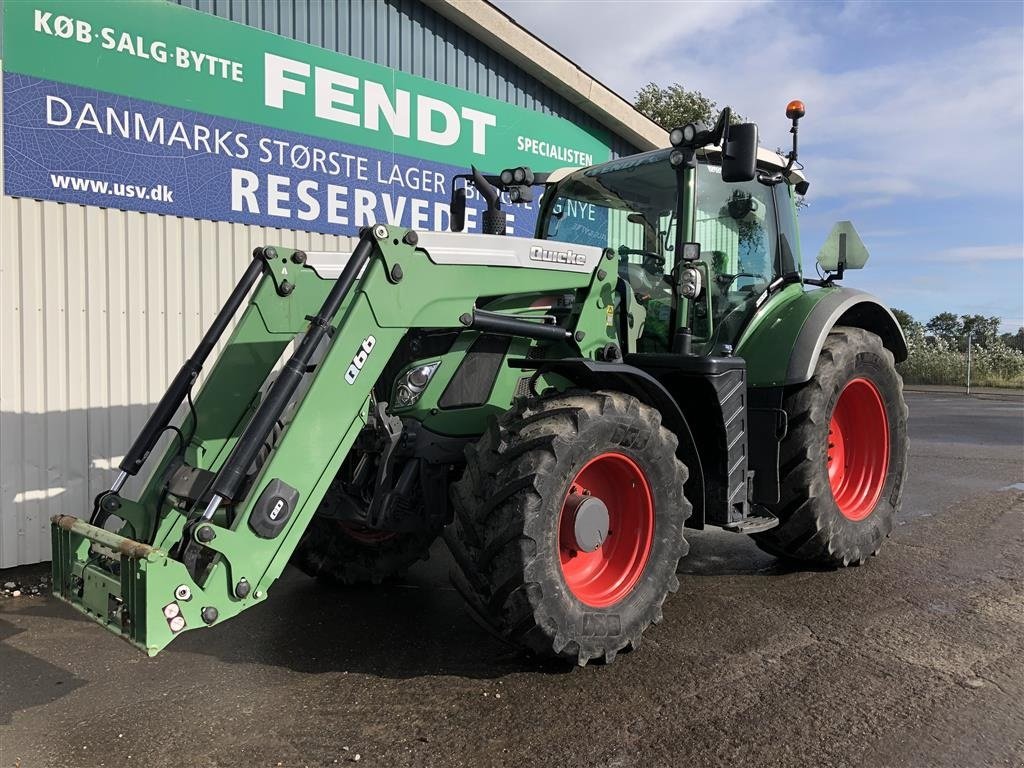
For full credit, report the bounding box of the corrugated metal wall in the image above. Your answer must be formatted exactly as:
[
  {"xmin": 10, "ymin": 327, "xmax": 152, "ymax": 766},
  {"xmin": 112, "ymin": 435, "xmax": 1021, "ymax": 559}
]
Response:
[
  {"xmin": 0, "ymin": 198, "xmax": 355, "ymax": 568},
  {"xmin": 0, "ymin": 0, "xmax": 637, "ymax": 566}
]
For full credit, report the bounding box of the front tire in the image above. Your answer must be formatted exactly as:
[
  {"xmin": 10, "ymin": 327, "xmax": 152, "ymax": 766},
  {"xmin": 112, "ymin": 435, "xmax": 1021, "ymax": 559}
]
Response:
[
  {"xmin": 753, "ymin": 327, "xmax": 908, "ymax": 566},
  {"xmin": 449, "ymin": 390, "xmax": 691, "ymax": 665}
]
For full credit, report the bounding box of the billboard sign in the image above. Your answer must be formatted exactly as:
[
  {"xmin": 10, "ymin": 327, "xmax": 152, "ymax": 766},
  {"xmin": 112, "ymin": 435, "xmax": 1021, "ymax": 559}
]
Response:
[{"xmin": 2, "ymin": 1, "xmax": 612, "ymax": 236}]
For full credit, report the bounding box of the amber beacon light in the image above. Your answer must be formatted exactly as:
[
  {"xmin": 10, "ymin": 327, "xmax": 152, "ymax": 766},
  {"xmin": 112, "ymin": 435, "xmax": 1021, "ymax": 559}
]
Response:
[{"xmin": 786, "ymin": 100, "xmax": 806, "ymax": 120}]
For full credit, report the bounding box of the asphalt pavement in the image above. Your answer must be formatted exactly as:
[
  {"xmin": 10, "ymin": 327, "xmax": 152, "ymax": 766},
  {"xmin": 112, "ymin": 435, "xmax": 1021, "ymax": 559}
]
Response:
[{"xmin": 1, "ymin": 392, "xmax": 1022, "ymax": 768}]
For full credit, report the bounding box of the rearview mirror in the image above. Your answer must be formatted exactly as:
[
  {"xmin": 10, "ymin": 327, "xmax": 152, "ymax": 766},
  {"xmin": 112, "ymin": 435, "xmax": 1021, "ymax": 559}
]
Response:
[
  {"xmin": 450, "ymin": 186, "xmax": 467, "ymax": 232},
  {"xmin": 721, "ymin": 123, "xmax": 758, "ymax": 183},
  {"xmin": 816, "ymin": 221, "xmax": 870, "ymax": 272}
]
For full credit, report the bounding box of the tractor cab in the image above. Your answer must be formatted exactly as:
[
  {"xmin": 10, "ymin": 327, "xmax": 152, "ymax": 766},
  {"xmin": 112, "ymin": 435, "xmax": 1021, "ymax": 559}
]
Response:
[{"xmin": 536, "ymin": 137, "xmax": 806, "ymax": 359}]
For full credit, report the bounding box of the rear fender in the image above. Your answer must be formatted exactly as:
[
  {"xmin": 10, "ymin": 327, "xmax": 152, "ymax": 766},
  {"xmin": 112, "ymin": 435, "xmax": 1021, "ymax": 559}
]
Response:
[{"xmin": 738, "ymin": 285, "xmax": 907, "ymax": 387}]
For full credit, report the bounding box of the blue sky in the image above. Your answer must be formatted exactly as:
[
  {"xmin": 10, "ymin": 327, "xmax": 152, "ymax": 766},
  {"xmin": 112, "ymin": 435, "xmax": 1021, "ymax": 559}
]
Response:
[{"xmin": 495, "ymin": 0, "xmax": 1024, "ymax": 331}]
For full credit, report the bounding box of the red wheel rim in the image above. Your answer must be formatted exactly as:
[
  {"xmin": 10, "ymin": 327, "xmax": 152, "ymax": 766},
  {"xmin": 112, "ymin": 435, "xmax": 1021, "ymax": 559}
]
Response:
[
  {"xmin": 558, "ymin": 452, "xmax": 654, "ymax": 608},
  {"xmin": 827, "ymin": 378, "xmax": 890, "ymax": 521},
  {"xmin": 338, "ymin": 522, "xmax": 396, "ymax": 544}
]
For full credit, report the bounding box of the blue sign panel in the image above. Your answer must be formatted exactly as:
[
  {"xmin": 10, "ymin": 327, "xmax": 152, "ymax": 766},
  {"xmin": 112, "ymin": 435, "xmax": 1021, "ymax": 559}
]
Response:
[{"xmin": 3, "ymin": 73, "xmax": 540, "ymax": 237}]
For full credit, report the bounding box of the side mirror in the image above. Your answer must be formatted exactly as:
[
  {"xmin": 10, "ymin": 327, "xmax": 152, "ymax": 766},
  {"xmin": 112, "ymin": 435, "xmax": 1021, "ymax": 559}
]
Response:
[
  {"xmin": 450, "ymin": 186, "xmax": 467, "ymax": 232},
  {"xmin": 721, "ymin": 123, "xmax": 758, "ymax": 183}
]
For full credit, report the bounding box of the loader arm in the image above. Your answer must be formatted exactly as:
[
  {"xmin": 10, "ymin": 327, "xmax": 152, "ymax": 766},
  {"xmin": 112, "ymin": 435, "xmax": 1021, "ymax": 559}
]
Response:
[{"xmin": 51, "ymin": 225, "xmax": 616, "ymax": 655}]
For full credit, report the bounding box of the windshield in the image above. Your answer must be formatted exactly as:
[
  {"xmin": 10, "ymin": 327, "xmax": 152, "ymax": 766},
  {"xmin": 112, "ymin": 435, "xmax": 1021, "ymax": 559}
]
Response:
[
  {"xmin": 538, "ymin": 151, "xmax": 789, "ymax": 355},
  {"xmin": 538, "ymin": 150, "xmax": 680, "ymax": 352},
  {"xmin": 541, "ymin": 149, "xmax": 677, "ymax": 256}
]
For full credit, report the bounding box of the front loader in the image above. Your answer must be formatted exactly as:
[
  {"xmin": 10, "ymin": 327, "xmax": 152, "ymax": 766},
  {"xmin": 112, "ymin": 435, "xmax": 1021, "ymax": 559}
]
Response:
[{"xmin": 52, "ymin": 101, "xmax": 909, "ymax": 664}]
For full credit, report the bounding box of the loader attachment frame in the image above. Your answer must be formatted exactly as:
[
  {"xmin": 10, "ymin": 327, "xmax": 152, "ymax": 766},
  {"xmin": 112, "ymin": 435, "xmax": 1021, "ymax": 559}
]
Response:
[{"xmin": 51, "ymin": 225, "xmax": 615, "ymax": 655}]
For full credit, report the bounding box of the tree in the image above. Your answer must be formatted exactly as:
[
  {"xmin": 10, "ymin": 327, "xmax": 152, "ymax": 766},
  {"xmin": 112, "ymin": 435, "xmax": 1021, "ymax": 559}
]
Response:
[
  {"xmin": 891, "ymin": 308, "xmax": 916, "ymax": 333},
  {"xmin": 925, "ymin": 312, "xmax": 963, "ymax": 346},
  {"xmin": 959, "ymin": 314, "xmax": 1001, "ymax": 348},
  {"xmin": 999, "ymin": 328, "xmax": 1024, "ymax": 352},
  {"xmin": 634, "ymin": 82, "xmax": 743, "ymax": 130},
  {"xmin": 891, "ymin": 307, "xmax": 925, "ymax": 346}
]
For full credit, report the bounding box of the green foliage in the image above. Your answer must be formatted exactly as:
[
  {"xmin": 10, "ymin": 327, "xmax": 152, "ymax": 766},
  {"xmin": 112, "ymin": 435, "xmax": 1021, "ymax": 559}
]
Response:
[
  {"xmin": 890, "ymin": 307, "xmax": 925, "ymax": 346},
  {"xmin": 960, "ymin": 314, "xmax": 1001, "ymax": 347},
  {"xmin": 920, "ymin": 311, "xmax": 1004, "ymax": 351},
  {"xmin": 895, "ymin": 308, "xmax": 1024, "ymax": 388},
  {"xmin": 898, "ymin": 342, "xmax": 1024, "ymax": 388},
  {"xmin": 1000, "ymin": 328, "xmax": 1024, "ymax": 352},
  {"xmin": 924, "ymin": 311, "xmax": 962, "ymax": 345},
  {"xmin": 633, "ymin": 82, "xmax": 743, "ymax": 130}
]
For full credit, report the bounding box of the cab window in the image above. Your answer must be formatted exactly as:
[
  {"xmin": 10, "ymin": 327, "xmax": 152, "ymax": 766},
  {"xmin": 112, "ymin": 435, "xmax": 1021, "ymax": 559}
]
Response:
[{"xmin": 695, "ymin": 163, "xmax": 779, "ymax": 350}]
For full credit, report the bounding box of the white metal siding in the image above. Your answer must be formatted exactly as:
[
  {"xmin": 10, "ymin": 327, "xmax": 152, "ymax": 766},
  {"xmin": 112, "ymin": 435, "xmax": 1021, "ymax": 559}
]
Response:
[
  {"xmin": 0, "ymin": 197, "xmax": 353, "ymax": 567},
  {"xmin": 0, "ymin": 68, "xmax": 353, "ymax": 565}
]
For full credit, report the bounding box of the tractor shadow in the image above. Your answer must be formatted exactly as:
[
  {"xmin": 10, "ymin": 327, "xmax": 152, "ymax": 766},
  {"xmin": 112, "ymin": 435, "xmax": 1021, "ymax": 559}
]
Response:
[
  {"xmin": 186, "ymin": 532, "xmax": 819, "ymax": 680},
  {"xmin": 181, "ymin": 541, "xmax": 573, "ymax": 680},
  {"xmin": 678, "ymin": 526, "xmax": 835, "ymax": 577},
  {"xmin": 0, "ymin": 613, "xmax": 87, "ymax": 724}
]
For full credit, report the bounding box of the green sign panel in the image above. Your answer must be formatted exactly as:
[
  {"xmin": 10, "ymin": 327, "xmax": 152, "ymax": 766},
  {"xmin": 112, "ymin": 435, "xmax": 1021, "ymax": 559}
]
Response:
[
  {"xmin": 3, "ymin": 0, "xmax": 610, "ymax": 169},
  {"xmin": 2, "ymin": 1, "xmax": 611, "ymax": 235}
]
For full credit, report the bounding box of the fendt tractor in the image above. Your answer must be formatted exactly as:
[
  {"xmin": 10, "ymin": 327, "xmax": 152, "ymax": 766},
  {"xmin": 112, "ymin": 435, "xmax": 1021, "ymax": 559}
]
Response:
[{"xmin": 51, "ymin": 101, "xmax": 908, "ymax": 665}]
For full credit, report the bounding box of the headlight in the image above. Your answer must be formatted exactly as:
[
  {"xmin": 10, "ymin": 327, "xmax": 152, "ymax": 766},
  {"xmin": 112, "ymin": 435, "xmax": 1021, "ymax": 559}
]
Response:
[
  {"xmin": 670, "ymin": 124, "xmax": 698, "ymax": 146},
  {"xmin": 393, "ymin": 361, "xmax": 440, "ymax": 409},
  {"xmin": 678, "ymin": 267, "xmax": 703, "ymax": 299}
]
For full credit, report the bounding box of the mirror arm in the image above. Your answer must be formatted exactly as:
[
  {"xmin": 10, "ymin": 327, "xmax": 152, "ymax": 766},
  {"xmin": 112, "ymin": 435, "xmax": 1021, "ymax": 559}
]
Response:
[{"xmin": 808, "ymin": 233, "xmax": 848, "ymax": 287}]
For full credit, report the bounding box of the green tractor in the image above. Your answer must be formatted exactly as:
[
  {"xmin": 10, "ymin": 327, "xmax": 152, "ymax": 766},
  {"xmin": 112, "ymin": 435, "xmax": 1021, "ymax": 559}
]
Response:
[{"xmin": 52, "ymin": 101, "xmax": 908, "ymax": 665}]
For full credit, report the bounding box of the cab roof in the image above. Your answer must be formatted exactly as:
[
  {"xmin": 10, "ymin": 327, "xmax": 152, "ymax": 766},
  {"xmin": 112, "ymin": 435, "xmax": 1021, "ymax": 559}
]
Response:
[{"xmin": 546, "ymin": 145, "xmax": 807, "ymax": 186}]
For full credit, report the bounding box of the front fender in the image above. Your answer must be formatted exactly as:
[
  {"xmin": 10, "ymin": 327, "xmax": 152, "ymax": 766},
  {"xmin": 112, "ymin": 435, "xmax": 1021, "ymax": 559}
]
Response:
[
  {"xmin": 737, "ymin": 285, "xmax": 907, "ymax": 387},
  {"xmin": 510, "ymin": 358, "xmax": 707, "ymax": 528}
]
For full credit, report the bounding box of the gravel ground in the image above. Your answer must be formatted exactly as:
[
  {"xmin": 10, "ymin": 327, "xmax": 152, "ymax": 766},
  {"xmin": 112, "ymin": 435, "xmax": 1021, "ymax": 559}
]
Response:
[
  {"xmin": 1, "ymin": 392, "xmax": 1021, "ymax": 768},
  {"xmin": 0, "ymin": 565, "xmax": 50, "ymax": 600}
]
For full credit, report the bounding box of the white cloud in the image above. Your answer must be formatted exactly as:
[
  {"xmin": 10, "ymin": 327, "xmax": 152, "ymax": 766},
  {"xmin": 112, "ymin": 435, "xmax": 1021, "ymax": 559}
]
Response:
[
  {"xmin": 492, "ymin": 0, "xmax": 764, "ymax": 95},
  {"xmin": 931, "ymin": 244, "xmax": 1024, "ymax": 262},
  {"xmin": 494, "ymin": 0, "xmax": 1024, "ymax": 202}
]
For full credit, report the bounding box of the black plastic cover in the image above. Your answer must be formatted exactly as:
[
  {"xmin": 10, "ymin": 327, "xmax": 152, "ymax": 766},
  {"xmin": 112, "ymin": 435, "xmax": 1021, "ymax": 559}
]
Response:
[
  {"xmin": 248, "ymin": 479, "xmax": 299, "ymax": 539},
  {"xmin": 439, "ymin": 334, "xmax": 511, "ymax": 409}
]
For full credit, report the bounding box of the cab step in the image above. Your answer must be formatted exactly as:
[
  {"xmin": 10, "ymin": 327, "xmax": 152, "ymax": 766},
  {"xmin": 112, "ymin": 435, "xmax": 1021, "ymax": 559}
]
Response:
[{"xmin": 723, "ymin": 511, "xmax": 780, "ymax": 535}]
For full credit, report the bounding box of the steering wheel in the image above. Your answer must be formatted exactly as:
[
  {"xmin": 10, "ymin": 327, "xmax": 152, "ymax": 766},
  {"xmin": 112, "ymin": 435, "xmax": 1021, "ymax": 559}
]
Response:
[
  {"xmin": 618, "ymin": 245, "xmax": 665, "ymax": 274},
  {"xmin": 716, "ymin": 272, "xmax": 762, "ymax": 291}
]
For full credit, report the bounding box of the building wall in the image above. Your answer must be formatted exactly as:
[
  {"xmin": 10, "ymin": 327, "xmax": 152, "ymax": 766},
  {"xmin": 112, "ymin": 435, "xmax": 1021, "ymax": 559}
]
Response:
[{"xmin": 0, "ymin": 0, "xmax": 638, "ymax": 567}]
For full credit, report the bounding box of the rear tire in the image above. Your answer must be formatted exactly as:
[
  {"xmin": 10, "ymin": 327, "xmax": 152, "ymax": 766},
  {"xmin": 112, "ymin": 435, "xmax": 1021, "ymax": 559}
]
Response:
[
  {"xmin": 752, "ymin": 327, "xmax": 908, "ymax": 566},
  {"xmin": 449, "ymin": 390, "xmax": 691, "ymax": 665}
]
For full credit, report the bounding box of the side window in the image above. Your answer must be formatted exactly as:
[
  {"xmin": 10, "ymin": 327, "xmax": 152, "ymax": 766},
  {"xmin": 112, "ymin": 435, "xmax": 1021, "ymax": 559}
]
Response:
[{"xmin": 695, "ymin": 163, "xmax": 778, "ymax": 290}]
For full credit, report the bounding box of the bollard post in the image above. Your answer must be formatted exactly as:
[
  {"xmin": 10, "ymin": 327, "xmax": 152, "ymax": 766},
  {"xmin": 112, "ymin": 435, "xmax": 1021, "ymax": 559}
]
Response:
[{"xmin": 965, "ymin": 331, "xmax": 972, "ymax": 396}]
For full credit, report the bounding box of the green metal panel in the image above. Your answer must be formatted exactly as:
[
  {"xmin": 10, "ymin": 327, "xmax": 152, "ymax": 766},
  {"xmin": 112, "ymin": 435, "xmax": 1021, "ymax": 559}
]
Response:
[
  {"xmin": 170, "ymin": 0, "xmax": 639, "ymax": 158},
  {"xmin": 735, "ymin": 283, "xmax": 837, "ymax": 386}
]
